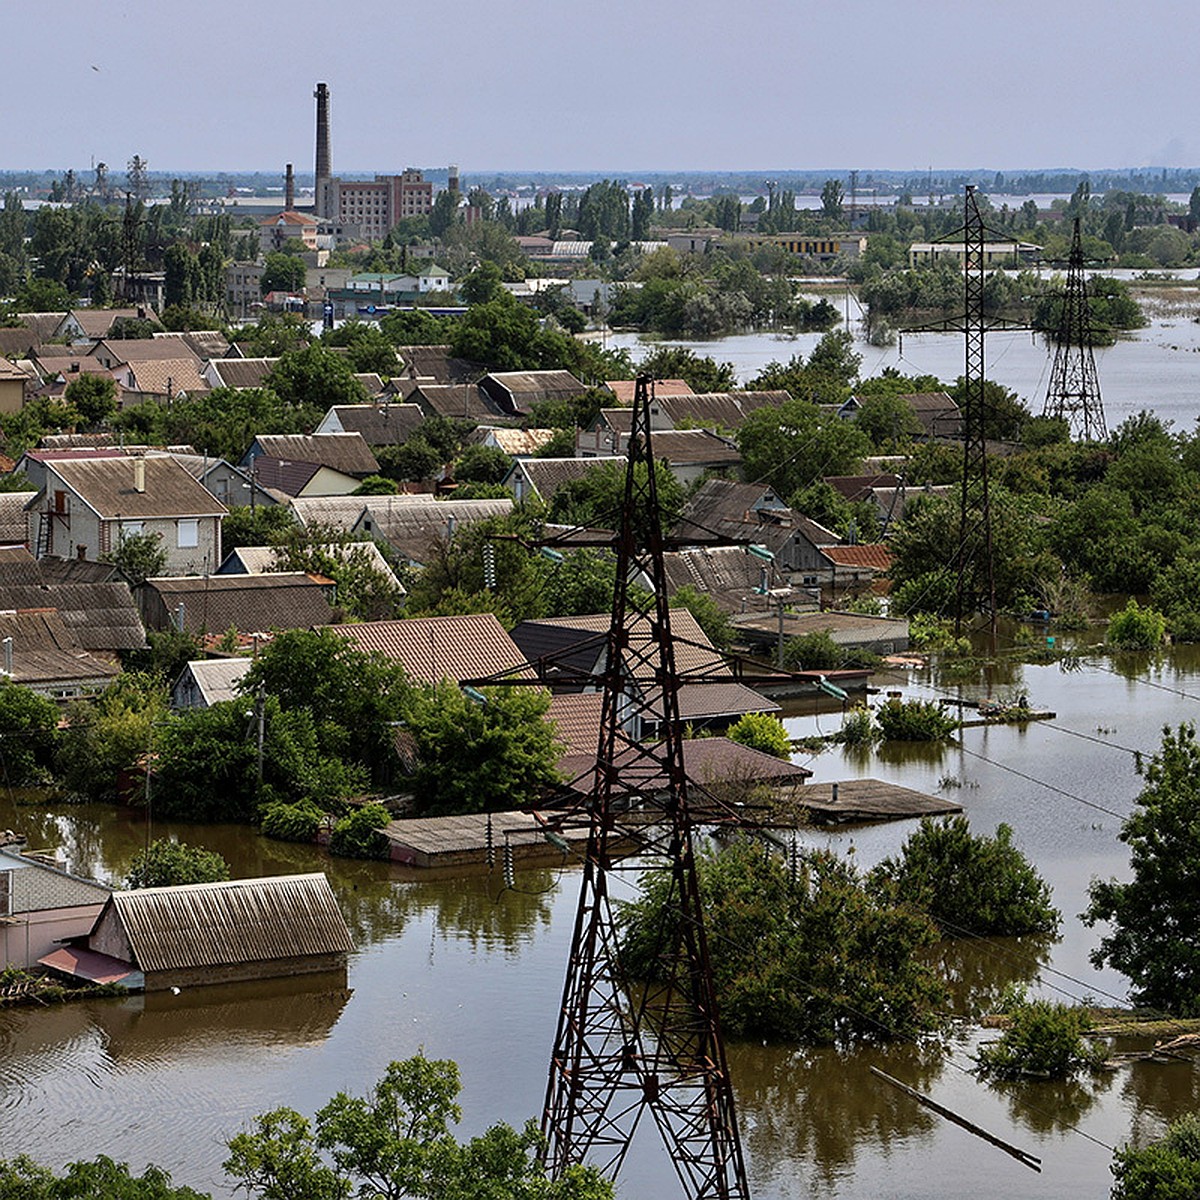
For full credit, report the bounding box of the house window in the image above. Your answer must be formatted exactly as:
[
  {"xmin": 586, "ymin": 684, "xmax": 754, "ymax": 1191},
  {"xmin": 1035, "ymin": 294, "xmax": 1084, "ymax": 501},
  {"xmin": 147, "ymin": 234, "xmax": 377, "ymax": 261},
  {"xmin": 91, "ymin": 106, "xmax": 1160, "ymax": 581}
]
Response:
[
  {"xmin": 121, "ymin": 521, "xmax": 144, "ymax": 537},
  {"xmin": 177, "ymin": 519, "xmax": 199, "ymax": 548}
]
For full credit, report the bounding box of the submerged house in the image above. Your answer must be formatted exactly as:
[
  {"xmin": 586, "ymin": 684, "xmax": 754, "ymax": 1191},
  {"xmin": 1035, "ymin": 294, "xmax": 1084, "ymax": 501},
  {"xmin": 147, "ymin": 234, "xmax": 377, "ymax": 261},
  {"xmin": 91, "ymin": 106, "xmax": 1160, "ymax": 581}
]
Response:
[{"xmin": 42, "ymin": 873, "xmax": 353, "ymax": 992}]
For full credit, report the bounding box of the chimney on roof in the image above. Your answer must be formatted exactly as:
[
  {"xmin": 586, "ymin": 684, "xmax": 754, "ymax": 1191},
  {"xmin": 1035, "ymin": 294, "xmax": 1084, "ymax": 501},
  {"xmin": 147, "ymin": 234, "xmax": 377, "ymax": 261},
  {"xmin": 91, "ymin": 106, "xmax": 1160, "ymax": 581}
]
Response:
[
  {"xmin": 285, "ymin": 162, "xmax": 295, "ymax": 210},
  {"xmin": 314, "ymin": 83, "xmax": 331, "ymax": 217},
  {"xmin": 133, "ymin": 458, "xmax": 146, "ymax": 493}
]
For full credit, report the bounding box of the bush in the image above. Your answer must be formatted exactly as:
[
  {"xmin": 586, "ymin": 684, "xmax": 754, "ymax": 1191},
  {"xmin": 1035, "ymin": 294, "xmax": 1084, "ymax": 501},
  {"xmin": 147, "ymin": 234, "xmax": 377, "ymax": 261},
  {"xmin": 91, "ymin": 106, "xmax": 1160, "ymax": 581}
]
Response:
[
  {"xmin": 977, "ymin": 992, "xmax": 1107, "ymax": 1079},
  {"xmin": 618, "ymin": 839, "xmax": 946, "ymax": 1044},
  {"xmin": 836, "ymin": 704, "xmax": 876, "ymax": 745},
  {"xmin": 782, "ymin": 630, "xmax": 845, "ymax": 670},
  {"xmin": 125, "ymin": 839, "xmax": 230, "ymax": 889},
  {"xmin": 1107, "ymin": 599, "xmax": 1166, "ymax": 650},
  {"xmin": 725, "ymin": 712, "xmax": 792, "ymax": 759},
  {"xmin": 1111, "ymin": 1112, "xmax": 1200, "ymax": 1200},
  {"xmin": 260, "ymin": 800, "xmax": 323, "ymax": 843},
  {"xmin": 329, "ymin": 804, "xmax": 389, "ymax": 859},
  {"xmin": 875, "ymin": 698, "xmax": 958, "ymax": 742},
  {"xmin": 870, "ymin": 816, "xmax": 1060, "ymax": 936},
  {"xmin": 0, "ymin": 681, "xmax": 60, "ymax": 785}
]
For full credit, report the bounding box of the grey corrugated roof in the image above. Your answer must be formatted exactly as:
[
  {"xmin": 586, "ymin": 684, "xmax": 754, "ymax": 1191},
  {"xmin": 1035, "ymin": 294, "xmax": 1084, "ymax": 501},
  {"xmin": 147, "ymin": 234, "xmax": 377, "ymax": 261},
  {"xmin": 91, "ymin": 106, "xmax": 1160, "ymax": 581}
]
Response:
[
  {"xmin": 413, "ymin": 384, "xmax": 505, "ymax": 422},
  {"xmin": 0, "ymin": 608, "xmax": 121, "ymax": 686},
  {"xmin": 0, "ymin": 491, "xmax": 34, "ymax": 544},
  {"xmin": 45, "ymin": 457, "xmax": 226, "ymax": 520},
  {"xmin": 0, "ymin": 582, "xmax": 145, "ymax": 651},
  {"xmin": 324, "ymin": 403, "xmax": 424, "ymax": 446},
  {"xmin": 107, "ymin": 873, "xmax": 353, "ymax": 973},
  {"xmin": 289, "ymin": 497, "xmax": 370, "ymax": 531},
  {"xmin": 509, "ymin": 457, "xmax": 626, "ymax": 504},
  {"xmin": 251, "ymin": 433, "xmax": 379, "ymax": 477},
  {"xmin": 209, "ymin": 358, "xmax": 278, "ymax": 389},
  {"xmin": 223, "ymin": 542, "xmax": 402, "ymax": 593},
  {"xmin": 356, "ymin": 497, "xmax": 512, "ymax": 564},
  {"xmin": 143, "ymin": 574, "xmax": 336, "ymax": 634},
  {"xmin": 174, "ymin": 658, "xmax": 251, "ymax": 706},
  {"xmin": 399, "ymin": 344, "xmax": 480, "ymax": 384}
]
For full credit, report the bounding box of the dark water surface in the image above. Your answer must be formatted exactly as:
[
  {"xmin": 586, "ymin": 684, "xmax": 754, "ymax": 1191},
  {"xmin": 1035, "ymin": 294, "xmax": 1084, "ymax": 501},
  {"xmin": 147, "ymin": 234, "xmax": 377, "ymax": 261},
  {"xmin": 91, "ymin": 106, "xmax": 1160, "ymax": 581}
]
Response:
[{"xmin": 3, "ymin": 649, "xmax": 1200, "ymax": 1198}]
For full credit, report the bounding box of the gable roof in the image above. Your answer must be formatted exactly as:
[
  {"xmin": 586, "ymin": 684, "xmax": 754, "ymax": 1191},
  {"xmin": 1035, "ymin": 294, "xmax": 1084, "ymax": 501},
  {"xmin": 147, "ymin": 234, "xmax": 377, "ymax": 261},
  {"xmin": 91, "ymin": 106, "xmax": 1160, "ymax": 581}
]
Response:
[
  {"xmin": 412, "ymin": 383, "xmax": 504, "ymax": 422},
  {"xmin": 637, "ymin": 429, "xmax": 740, "ymax": 466},
  {"xmin": 479, "ymin": 370, "xmax": 585, "ymax": 413},
  {"xmin": 250, "ymin": 433, "xmax": 379, "ymax": 477},
  {"xmin": 207, "ymin": 358, "xmax": 278, "ymax": 390},
  {"xmin": 289, "ymin": 496, "xmax": 370, "ymax": 531},
  {"xmin": 18, "ymin": 313, "xmax": 68, "ymax": 342},
  {"xmin": 101, "ymin": 874, "xmax": 353, "ymax": 973},
  {"xmin": 658, "ymin": 546, "xmax": 775, "ymax": 614},
  {"xmin": 140, "ymin": 574, "xmax": 336, "ymax": 634},
  {"xmin": 44, "ymin": 457, "xmax": 226, "ymax": 519},
  {"xmin": 330, "ymin": 613, "xmax": 534, "ymax": 685},
  {"xmin": 220, "ymin": 541, "xmax": 402, "ymax": 593},
  {"xmin": 505, "ymin": 457, "xmax": 626, "ymax": 505},
  {"xmin": 320, "ymin": 403, "xmax": 425, "ymax": 447},
  {"xmin": 398, "ymin": 344, "xmax": 480, "ymax": 384},
  {"xmin": 0, "ymin": 845, "xmax": 111, "ymax": 913},
  {"xmin": 824, "ymin": 473, "xmax": 902, "ymax": 503},
  {"xmin": 0, "ymin": 491, "xmax": 34, "ymax": 545},
  {"xmin": 355, "ymin": 496, "xmax": 513, "ymax": 563},
  {"xmin": 0, "ymin": 608, "xmax": 122, "ymax": 687},
  {"xmin": 661, "ymin": 390, "xmax": 785, "ymax": 430},
  {"xmin": 822, "ymin": 543, "xmax": 892, "ymax": 571},
  {"xmin": 89, "ymin": 335, "xmax": 199, "ymax": 363},
  {"xmin": 605, "ymin": 379, "xmax": 694, "ymax": 404},
  {"xmin": 0, "ymin": 580, "xmax": 144, "ymax": 651},
  {"xmin": 474, "ymin": 427, "xmax": 558, "ymax": 457},
  {"xmin": 126, "ymin": 358, "xmax": 208, "ymax": 397},
  {"xmin": 64, "ymin": 309, "xmax": 145, "ymax": 340},
  {"xmin": 173, "ymin": 658, "xmax": 251, "ymax": 707}
]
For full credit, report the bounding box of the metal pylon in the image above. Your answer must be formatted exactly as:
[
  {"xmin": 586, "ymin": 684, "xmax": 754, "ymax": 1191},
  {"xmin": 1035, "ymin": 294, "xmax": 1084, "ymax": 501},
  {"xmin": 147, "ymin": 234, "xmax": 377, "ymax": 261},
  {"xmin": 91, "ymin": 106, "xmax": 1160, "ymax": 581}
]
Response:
[
  {"xmin": 1042, "ymin": 217, "xmax": 1106, "ymax": 441},
  {"xmin": 540, "ymin": 376, "xmax": 750, "ymax": 1199},
  {"xmin": 954, "ymin": 185, "xmax": 997, "ymax": 637}
]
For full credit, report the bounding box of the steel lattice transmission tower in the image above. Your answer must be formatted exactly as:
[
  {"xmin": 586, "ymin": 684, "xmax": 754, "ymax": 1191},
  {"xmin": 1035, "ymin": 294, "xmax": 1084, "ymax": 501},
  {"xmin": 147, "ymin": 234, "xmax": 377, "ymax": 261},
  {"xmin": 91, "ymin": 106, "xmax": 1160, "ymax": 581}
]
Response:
[
  {"xmin": 1042, "ymin": 216, "xmax": 1106, "ymax": 441},
  {"xmin": 954, "ymin": 185, "xmax": 998, "ymax": 636},
  {"xmin": 538, "ymin": 376, "xmax": 750, "ymax": 1199}
]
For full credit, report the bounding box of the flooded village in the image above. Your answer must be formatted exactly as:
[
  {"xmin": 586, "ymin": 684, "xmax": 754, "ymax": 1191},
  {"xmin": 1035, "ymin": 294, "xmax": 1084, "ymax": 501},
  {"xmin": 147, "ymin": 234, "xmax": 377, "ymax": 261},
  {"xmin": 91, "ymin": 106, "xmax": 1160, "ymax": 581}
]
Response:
[{"xmin": 4, "ymin": 75, "xmax": 1200, "ymax": 1200}]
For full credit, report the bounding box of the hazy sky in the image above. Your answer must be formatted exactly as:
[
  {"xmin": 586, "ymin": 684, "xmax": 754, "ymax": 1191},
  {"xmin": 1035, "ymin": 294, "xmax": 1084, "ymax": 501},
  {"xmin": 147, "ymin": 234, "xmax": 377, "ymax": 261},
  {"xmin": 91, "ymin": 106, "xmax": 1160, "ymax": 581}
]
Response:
[{"xmin": 8, "ymin": 0, "xmax": 1197, "ymax": 175}]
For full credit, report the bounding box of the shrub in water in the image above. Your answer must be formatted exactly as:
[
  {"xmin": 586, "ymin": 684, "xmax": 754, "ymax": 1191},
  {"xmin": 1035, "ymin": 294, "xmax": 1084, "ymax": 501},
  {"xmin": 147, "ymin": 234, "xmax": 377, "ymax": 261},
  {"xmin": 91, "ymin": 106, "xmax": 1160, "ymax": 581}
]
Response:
[
  {"xmin": 329, "ymin": 804, "xmax": 390, "ymax": 859},
  {"xmin": 977, "ymin": 992, "xmax": 1107, "ymax": 1079},
  {"xmin": 1107, "ymin": 599, "xmax": 1166, "ymax": 650},
  {"xmin": 875, "ymin": 698, "xmax": 957, "ymax": 742},
  {"xmin": 260, "ymin": 800, "xmax": 324, "ymax": 844}
]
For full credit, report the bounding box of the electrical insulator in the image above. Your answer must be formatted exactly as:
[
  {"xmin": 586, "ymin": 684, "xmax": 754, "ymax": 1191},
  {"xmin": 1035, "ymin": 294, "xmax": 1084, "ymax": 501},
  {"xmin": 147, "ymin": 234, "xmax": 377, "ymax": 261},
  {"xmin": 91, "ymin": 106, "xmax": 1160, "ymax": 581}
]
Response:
[
  {"xmin": 503, "ymin": 840, "xmax": 515, "ymax": 890},
  {"xmin": 482, "ymin": 541, "xmax": 497, "ymax": 590},
  {"xmin": 789, "ymin": 837, "xmax": 799, "ymax": 886}
]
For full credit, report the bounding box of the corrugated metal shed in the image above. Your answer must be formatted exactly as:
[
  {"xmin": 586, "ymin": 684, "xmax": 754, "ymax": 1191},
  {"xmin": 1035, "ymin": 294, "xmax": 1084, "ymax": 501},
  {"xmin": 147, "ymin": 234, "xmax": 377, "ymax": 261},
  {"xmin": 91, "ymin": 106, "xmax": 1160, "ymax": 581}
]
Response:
[{"xmin": 106, "ymin": 873, "xmax": 353, "ymax": 973}]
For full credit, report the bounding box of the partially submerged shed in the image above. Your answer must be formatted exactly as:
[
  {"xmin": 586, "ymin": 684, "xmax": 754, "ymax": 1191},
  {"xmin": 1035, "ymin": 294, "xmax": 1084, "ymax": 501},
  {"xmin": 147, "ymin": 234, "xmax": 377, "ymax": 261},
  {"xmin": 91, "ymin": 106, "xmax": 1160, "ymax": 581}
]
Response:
[{"xmin": 46, "ymin": 873, "xmax": 354, "ymax": 992}]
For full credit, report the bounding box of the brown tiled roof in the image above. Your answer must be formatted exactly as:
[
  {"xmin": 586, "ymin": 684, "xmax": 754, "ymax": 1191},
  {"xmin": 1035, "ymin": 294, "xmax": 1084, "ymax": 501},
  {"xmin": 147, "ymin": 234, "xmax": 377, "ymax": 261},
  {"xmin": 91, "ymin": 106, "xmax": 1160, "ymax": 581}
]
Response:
[
  {"xmin": 251, "ymin": 433, "xmax": 379, "ymax": 477},
  {"xmin": 324, "ymin": 404, "xmax": 425, "ymax": 447},
  {"xmin": 46, "ymin": 457, "xmax": 226, "ymax": 519},
  {"xmin": 546, "ymin": 692, "xmax": 604, "ymax": 758},
  {"xmin": 127, "ymin": 358, "xmax": 208, "ymax": 396},
  {"xmin": 330, "ymin": 613, "xmax": 534, "ymax": 685},
  {"xmin": 413, "ymin": 383, "xmax": 505, "ymax": 422},
  {"xmin": 822, "ymin": 544, "xmax": 892, "ymax": 570},
  {"xmin": 824, "ymin": 473, "xmax": 902, "ymax": 503},
  {"xmin": 557, "ymin": 737, "xmax": 809, "ymax": 796},
  {"xmin": 605, "ymin": 379, "xmax": 694, "ymax": 404},
  {"xmin": 399, "ymin": 345, "xmax": 480, "ymax": 384},
  {"xmin": 141, "ymin": 573, "xmax": 336, "ymax": 634},
  {"xmin": 510, "ymin": 457, "xmax": 626, "ymax": 504},
  {"xmin": 0, "ymin": 608, "xmax": 121, "ymax": 687},
  {"xmin": 209, "ymin": 358, "xmax": 278, "ymax": 389}
]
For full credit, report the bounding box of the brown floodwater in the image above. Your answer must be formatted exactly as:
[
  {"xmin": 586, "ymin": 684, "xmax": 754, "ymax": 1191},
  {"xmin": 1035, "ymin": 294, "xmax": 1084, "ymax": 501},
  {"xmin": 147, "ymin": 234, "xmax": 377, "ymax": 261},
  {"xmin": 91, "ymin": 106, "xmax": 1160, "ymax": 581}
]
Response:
[{"xmin": 3, "ymin": 645, "xmax": 1200, "ymax": 1198}]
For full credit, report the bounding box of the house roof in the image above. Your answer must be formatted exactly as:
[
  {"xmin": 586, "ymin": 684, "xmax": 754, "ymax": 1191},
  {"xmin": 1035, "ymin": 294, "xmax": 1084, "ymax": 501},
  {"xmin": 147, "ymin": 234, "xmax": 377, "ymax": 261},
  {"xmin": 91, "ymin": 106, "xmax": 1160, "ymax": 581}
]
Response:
[
  {"xmin": 481, "ymin": 370, "xmax": 585, "ymax": 409},
  {"xmin": 355, "ymin": 497, "xmax": 513, "ymax": 563},
  {"xmin": 546, "ymin": 692, "xmax": 605, "ymax": 758},
  {"xmin": 208, "ymin": 358, "xmax": 278, "ymax": 389},
  {"xmin": 330, "ymin": 613, "xmax": 534, "ymax": 685},
  {"xmin": 822, "ymin": 544, "xmax": 892, "ymax": 571},
  {"xmin": 413, "ymin": 383, "xmax": 505, "ymax": 422},
  {"xmin": 398, "ymin": 344, "xmax": 480, "ymax": 384},
  {"xmin": 90, "ymin": 335, "xmax": 199, "ymax": 364},
  {"xmin": 173, "ymin": 658, "xmax": 250, "ymax": 707},
  {"xmin": 507, "ymin": 457, "xmax": 626, "ymax": 505},
  {"xmin": 0, "ymin": 328, "xmax": 42, "ymax": 357},
  {"xmin": 661, "ymin": 391, "xmax": 785, "ymax": 430},
  {"xmin": 0, "ymin": 582, "xmax": 144, "ymax": 651},
  {"xmin": 259, "ymin": 210, "xmax": 319, "ymax": 227},
  {"xmin": 221, "ymin": 542, "xmax": 402, "ymax": 592},
  {"xmin": 43, "ymin": 457, "xmax": 227, "ymax": 519},
  {"xmin": 675, "ymin": 478, "xmax": 838, "ymax": 549},
  {"xmin": 0, "ymin": 845, "xmax": 111, "ymax": 914},
  {"xmin": 605, "ymin": 379, "xmax": 694, "ymax": 404},
  {"xmin": 475, "ymin": 427, "xmax": 557, "ymax": 456},
  {"xmin": 639, "ymin": 429, "xmax": 741, "ymax": 466},
  {"xmin": 0, "ymin": 491, "xmax": 34, "ymax": 544},
  {"xmin": 64, "ymin": 309, "xmax": 144, "ymax": 339},
  {"xmin": 659, "ymin": 546, "xmax": 775, "ymax": 614},
  {"xmin": 250, "ymin": 457, "xmax": 325, "ymax": 496},
  {"xmin": 824, "ymin": 473, "xmax": 902, "ymax": 503},
  {"xmin": 289, "ymin": 496, "xmax": 370, "ymax": 531},
  {"xmin": 17, "ymin": 313, "xmax": 68, "ymax": 342},
  {"xmin": 0, "ymin": 608, "xmax": 121, "ymax": 686},
  {"xmin": 250, "ymin": 433, "xmax": 379, "ymax": 477},
  {"xmin": 101, "ymin": 874, "xmax": 353, "ymax": 973},
  {"xmin": 142, "ymin": 574, "xmax": 336, "ymax": 634},
  {"xmin": 127, "ymin": 358, "xmax": 208, "ymax": 396},
  {"xmin": 322, "ymin": 404, "xmax": 425, "ymax": 446}
]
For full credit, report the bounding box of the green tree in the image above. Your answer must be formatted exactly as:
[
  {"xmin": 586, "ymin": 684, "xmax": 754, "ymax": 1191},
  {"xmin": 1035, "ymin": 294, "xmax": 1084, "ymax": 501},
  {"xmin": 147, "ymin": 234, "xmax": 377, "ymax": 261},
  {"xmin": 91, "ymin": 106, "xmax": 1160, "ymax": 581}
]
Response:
[
  {"xmin": 165, "ymin": 386, "xmax": 318, "ymax": 463},
  {"xmin": 549, "ymin": 459, "xmax": 684, "ymax": 542},
  {"xmin": 16, "ymin": 277, "xmax": 72, "ymax": 311},
  {"xmin": 637, "ymin": 346, "xmax": 737, "ymax": 393},
  {"xmin": 224, "ymin": 1056, "xmax": 612, "ymax": 1200},
  {"xmin": 400, "ymin": 681, "xmax": 562, "ymax": 814},
  {"xmin": 0, "ymin": 681, "xmax": 60, "ymax": 785},
  {"xmin": 267, "ymin": 345, "xmax": 368, "ymax": 409},
  {"xmin": 1084, "ymin": 724, "xmax": 1200, "ymax": 1013},
  {"xmin": 260, "ymin": 251, "xmax": 307, "ymax": 296},
  {"xmin": 453, "ymin": 443, "xmax": 511, "ymax": 485},
  {"xmin": 102, "ymin": 529, "xmax": 168, "ymax": 586},
  {"xmin": 1111, "ymin": 1112, "xmax": 1200, "ymax": 1200},
  {"xmin": 237, "ymin": 313, "xmax": 311, "ymax": 357},
  {"xmin": 221, "ymin": 504, "xmax": 297, "ymax": 553},
  {"xmin": 976, "ymin": 993, "xmax": 1106, "ymax": 1080},
  {"xmin": 270, "ymin": 532, "xmax": 404, "ymax": 622},
  {"xmin": 459, "ymin": 261, "xmax": 504, "ymax": 306},
  {"xmin": 821, "ymin": 178, "xmax": 845, "ymax": 221},
  {"xmin": 125, "ymin": 838, "xmax": 231, "ymax": 888},
  {"xmin": 670, "ymin": 585, "xmax": 733, "ymax": 648},
  {"xmin": 870, "ymin": 816, "xmax": 1059, "ymax": 936},
  {"xmin": 63, "ymin": 373, "xmax": 117, "ymax": 426},
  {"xmin": 321, "ymin": 320, "xmax": 399, "ymax": 376},
  {"xmin": 725, "ymin": 712, "xmax": 792, "ymax": 759},
  {"xmin": 875, "ymin": 698, "xmax": 957, "ymax": 742},
  {"xmin": 618, "ymin": 838, "xmax": 946, "ymax": 1043},
  {"xmin": 0, "ymin": 1155, "xmax": 209, "ymax": 1199},
  {"xmin": 1107, "ymin": 599, "xmax": 1166, "ymax": 649},
  {"xmin": 852, "ymin": 392, "xmax": 923, "ymax": 449}
]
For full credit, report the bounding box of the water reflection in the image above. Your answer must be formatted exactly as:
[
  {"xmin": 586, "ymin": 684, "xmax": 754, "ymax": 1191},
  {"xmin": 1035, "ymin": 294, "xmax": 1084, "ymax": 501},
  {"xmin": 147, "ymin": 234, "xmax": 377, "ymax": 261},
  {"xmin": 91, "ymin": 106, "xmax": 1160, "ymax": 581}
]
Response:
[
  {"xmin": 986, "ymin": 1071, "xmax": 1115, "ymax": 1136},
  {"xmin": 732, "ymin": 1039, "xmax": 946, "ymax": 1194},
  {"xmin": 933, "ymin": 934, "xmax": 1057, "ymax": 1020}
]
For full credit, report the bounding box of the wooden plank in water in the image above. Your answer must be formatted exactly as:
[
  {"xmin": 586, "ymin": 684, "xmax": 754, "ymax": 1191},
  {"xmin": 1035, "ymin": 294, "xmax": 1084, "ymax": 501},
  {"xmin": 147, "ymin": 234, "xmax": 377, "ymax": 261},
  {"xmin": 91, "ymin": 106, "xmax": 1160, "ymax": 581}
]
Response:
[{"xmin": 784, "ymin": 778, "xmax": 963, "ymax": 825}]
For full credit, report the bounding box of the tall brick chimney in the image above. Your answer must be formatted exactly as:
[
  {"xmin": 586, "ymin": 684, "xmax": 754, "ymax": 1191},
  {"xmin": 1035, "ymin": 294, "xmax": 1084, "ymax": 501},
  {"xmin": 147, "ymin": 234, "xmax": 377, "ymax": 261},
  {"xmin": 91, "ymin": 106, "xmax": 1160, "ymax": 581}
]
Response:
[
  {"xmin": 314, "ymin": 83, "xmax": 331, "ymax": 217},
  {"xmin": 285, "ymin": 162, "xmax": 295, "ymax": 210}
]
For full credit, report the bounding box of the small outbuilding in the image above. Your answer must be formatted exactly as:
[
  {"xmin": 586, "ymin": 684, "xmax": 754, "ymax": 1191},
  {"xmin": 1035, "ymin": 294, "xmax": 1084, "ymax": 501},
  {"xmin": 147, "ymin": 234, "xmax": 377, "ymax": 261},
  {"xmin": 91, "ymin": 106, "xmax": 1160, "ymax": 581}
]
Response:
[{"xmin": 43, "ymin": 873, "xmax": 354, "ymax": 992}]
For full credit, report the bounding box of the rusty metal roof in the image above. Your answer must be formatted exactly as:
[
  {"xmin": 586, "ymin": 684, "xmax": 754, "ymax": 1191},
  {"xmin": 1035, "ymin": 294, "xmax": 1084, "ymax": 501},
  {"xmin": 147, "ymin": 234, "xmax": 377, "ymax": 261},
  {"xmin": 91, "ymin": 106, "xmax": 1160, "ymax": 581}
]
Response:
[
  {"xmin": 331, "ymin": 613, "xmax": 534, "ymax": 685},
  {"xmin": 107, "ymin": 873, "xmax": 353, "ymax": 973},
  {"xmin": 823, "ymin": 544, "xmax": 893, "ymax": 571}
]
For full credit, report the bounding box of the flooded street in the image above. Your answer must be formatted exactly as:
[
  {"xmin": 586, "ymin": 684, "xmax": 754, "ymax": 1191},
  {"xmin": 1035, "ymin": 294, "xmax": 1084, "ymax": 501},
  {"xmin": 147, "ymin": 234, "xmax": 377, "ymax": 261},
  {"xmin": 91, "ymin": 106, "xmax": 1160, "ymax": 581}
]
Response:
[{"xmin": 4, "ymin": 649, "xmax": 1200, "ymax": 1197}]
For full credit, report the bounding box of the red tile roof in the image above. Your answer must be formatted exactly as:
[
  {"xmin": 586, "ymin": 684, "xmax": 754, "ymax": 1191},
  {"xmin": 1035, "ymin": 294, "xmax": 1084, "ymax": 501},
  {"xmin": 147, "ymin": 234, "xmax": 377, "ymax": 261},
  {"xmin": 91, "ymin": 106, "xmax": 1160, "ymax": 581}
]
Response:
[{"xmin": 823, "ymin": 544, "xmax": 892, "ymax": 570}]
